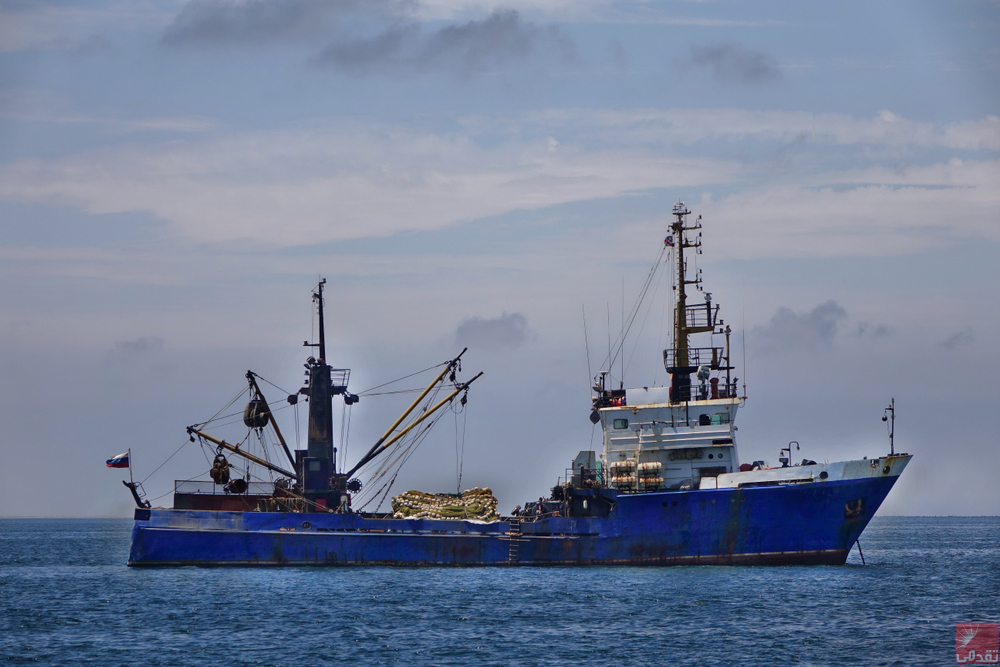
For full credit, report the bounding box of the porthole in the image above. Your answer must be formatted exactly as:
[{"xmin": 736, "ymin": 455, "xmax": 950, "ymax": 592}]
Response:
[
  {"xmin": 819, "ymin": 471, "xmax": 828, "ymax": 480},
  {"xmin": 708, "ymin": 454, "xmax": 714, "ymax": 459}
]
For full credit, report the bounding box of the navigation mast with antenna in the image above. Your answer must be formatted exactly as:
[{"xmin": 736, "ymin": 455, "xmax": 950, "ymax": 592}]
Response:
[
  {"xmin": 666, "ymin": 203, "xmax": 718, "ymax": 403},
  {"xmin": 883, "ymin": 398, "xmax": 895, "ymax": 456},
  {"xmin": 301, "ymin": 279, "xmax": 341, "ymax": 507}
]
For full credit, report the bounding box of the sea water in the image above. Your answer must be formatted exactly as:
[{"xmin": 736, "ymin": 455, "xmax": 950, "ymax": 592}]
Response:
[{"xmin": 1, "ymin": 516, "xmax": 997, "ymax": 666}]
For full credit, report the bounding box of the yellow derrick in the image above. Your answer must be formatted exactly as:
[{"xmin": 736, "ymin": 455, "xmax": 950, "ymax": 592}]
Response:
[{"xmin": 391, "ymin": 487, "xmax": 500, "ymax": 521}]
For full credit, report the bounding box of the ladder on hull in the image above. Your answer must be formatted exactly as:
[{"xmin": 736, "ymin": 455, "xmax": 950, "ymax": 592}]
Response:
[{"xmin": 506, "ymin": 518, "xmax": 522, "ymax": 564}]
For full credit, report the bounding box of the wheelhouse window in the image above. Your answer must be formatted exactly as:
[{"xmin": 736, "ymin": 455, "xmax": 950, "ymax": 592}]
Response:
[
  {"xmin": 711, "ymin": 412, "xmax": 731, "ymax": 425},
  {"xmin": 613, "ymin": 418, "xmax": 629, "ymax": 430}
]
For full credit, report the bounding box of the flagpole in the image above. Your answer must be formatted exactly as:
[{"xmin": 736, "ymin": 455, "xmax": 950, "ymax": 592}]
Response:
[{"xmin": 128, "ymin": 448, "xmax": 134, "ymax": 486}]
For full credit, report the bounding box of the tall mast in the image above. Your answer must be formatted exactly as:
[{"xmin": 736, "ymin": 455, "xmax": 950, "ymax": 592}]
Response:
[
  {"xmin": 673, "ymin": 204, "xmax": 690, "ymax": 378},
  {"xmin": 666, "ymin": 203, "xmax": 712, "ymax": 403},
  {"xmin": 303, "ymin": 278, "xmax": 336, "ymax": 506},
  {"xmin": 316, "ymin": 279, "xmax": 326, "ymax": 363}
]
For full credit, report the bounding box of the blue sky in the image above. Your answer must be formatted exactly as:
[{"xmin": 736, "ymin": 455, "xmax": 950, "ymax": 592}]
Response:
[{"xmin": 0, "ymin": 0, "xmax": 997, "ymax": 516}]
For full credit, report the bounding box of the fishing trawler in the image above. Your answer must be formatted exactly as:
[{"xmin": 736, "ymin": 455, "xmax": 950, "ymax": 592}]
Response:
[{"xmin": 125, "ymin": 203, "xmax": 910, "ymax": 566}]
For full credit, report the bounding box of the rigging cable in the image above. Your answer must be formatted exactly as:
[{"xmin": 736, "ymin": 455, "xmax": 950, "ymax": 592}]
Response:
[
  {"xmin": 256, "ymin": 427, "xmax": 275, "ymax": 482},
  {"xmin": 253, "ymin": 374, "xmax": 295, "ymax": 397},
  {"xmin": 340, "ymin": 401, "xmax": 347, "ymax": 470},
  {"xmin": 453, "ymin": 396, "xmax": 467, "ymax": 494},
  {"xmin": 653, "ymin": 246, "xmax": 673, "ymax": 387},
  {"xmin": 372, "ymin": 413, "xmax": 444, "ymax": 511},
  {"xmin": 365, "ymin": 470, "xmax": 402, "ymax": 515},
  {"xmin": 143, "ymin": 489, "xmax": 175, "ymax": 503},
  {"xmin": 381, "ymin": 394, "xmax": 447, "ymax": 482},
  {"xmin": 339, "ymin": 401, "xmax": 352, "ymax": 469},
  {"xmin": 204, "ymin": 399, "xmax": 296, "ymax": 431},
  {"xmin": 624, "ymin": 246, "xmax": 669, "ymax": 379},
  {"xmin": 361, "ymin": 388, "xmax": 430, "ymax": 397},
  {"xmin": 742, "ymin": 279, "xmax": 747, "ymax": 398},
  {"xmin": 355, "ymin": 384, "xmax": 451, "ymax": 510},
  {"xmin": 355, "ymin": 383, "xmax": 445, "ymax": 500},
  {"xmin": 602, "ymin": 242, "xmax": 669, "ymax": 378},
  {"xmin": 357, "ymin": 361, "xmax": 450, "ymax": 396},
  {"xmin": 194, "ymin": 385, "xmax": 249, "ymax": 429},
  {"xmin": 606, "ymin": 302, "xmax": 611, "ymax": 384},
  {"xmin": 138, "ymin": 438, "xmax": 192, "ymax": 486}
]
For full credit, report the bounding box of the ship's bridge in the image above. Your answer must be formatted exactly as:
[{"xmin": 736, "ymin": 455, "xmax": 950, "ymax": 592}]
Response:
[{"xmin": 597, "ymin": 388, "xmax": 740, "ymax": 492}]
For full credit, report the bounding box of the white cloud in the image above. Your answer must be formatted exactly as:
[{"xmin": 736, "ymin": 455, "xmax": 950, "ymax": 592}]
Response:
[
  {"xmin": 0, "ymin": 120, "xmax": 742, "ymax": 245},
  {"xmin": 512, "ymin": 108, "xmax": 1000, "ymax": 150},
  {"xmin": 703, "ymin": 174, "xmax": 1000, "ymax": 260},
  {"xmin": 0, "ymin": 109, "xmax": 996, "ymax": 257}
]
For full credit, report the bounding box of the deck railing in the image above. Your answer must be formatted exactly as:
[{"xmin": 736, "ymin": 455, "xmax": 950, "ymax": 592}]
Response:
[
  {"xmin": 663, "ymin": 346, "xmax": 726, "ymax": 371},
  {"xmin": 682, "ymin": 302, "xmax": 719, "ymax": 329},
  {"xmin": 174, "ymin": 480, "xmax": 275, "ymax": 495}
]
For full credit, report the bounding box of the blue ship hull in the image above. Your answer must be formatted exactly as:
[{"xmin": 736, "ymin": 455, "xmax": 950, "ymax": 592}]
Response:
[
  {"xmin": 126, "ymin": 218, "xmax": 912, "ymax": 568},
  {"xmin": 128, "ymin": 473, "xmax": 900, "ymax": 566}
]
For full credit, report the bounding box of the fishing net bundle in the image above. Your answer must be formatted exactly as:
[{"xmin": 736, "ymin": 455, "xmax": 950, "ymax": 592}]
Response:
[{"xmin": 391, "ymin": 487, "xmax": 499, "ymax": 521}]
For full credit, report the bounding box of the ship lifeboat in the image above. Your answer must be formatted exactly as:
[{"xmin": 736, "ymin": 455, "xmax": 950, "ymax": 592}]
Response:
[{"xmin": 609, "ymin": 460, "xmax": 636, "ymax": 473}]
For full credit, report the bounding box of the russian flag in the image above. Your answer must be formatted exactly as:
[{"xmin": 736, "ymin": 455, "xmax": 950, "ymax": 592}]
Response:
[{"xmin": 106, "ymin": 452, "xmax": 129, "ymax": 468}]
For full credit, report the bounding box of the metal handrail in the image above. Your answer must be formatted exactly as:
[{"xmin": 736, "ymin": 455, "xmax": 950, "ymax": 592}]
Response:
[{"xmin": 174, "ymin": 480, "xmax": 274, "ymax": 495}]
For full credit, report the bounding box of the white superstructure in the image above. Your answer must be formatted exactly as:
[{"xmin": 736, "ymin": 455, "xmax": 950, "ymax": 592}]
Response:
[{"xmin": 598, "ymin": 393, "xmax": 740, "ymax": 491}]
